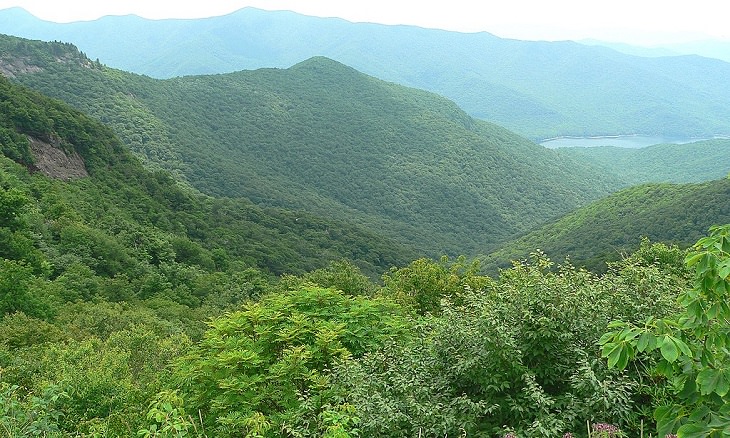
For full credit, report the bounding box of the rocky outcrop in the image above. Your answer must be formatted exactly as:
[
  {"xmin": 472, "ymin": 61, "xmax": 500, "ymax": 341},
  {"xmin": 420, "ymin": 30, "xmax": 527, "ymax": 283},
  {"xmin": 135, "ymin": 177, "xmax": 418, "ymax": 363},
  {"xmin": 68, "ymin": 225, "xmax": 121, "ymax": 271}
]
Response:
[{"xmin": 28, "ymin": 135, "xmax": 88, "ymax": 180}]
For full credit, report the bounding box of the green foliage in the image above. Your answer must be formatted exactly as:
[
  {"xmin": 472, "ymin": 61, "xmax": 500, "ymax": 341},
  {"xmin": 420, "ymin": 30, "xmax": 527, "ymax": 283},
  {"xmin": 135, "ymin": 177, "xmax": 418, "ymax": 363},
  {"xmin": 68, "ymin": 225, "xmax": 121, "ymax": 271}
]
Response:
[
  {"xmin": 5, "ymin": 11, "xmax": 730, "ymax": 139},
  {"xmin": 0, "ymin": 259, "xmax": 52, "ymax": 319},
  {"xmin": 379, "ymin": 255, "xmax": 489, "ymax": 315},
  {"xmin": 0, "ymin": 187, "xmax": 29, "ymax": 229},
  {"xmin": 172, "ymin": 286, "xmax": 409, "ymax": 437},
  {"xmin": 0, "ymin": 383, "xmax": 67, "ymax": 438},
  {"xmin": 485, "ymin": 179, "xmax": 730, "ymax": 273},
  {"xmin": 326, "ymin": 251, "xmax": 684, "ymax": 437},
  {"xmin": 557, "ymin": 139, "xmax": 730, "ymax": 186},
  {"xmin": 138, "ymin": 390, "xmax": 204, "ymax": 438},
  {"xmin": 299, "ymin": 259, "xmax": 376, "ymax": 296},
  {"xmin": 4, "ymin": 34, "xmax": 623, "ymax": 259},
  {"xmin": 600, "ymin": 224, "xmax": 730, "ymax": 437}
]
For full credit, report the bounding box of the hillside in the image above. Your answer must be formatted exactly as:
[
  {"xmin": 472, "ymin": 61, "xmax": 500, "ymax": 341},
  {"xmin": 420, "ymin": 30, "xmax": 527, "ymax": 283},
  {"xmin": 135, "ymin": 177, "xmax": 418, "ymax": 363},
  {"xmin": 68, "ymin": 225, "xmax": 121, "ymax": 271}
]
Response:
[
  {"xmin": 555, "ymin": 138, "xmax": 730, "ymax": 185},
  {"xmin": 483, "ymin": 177, "xmax": 730, "ymax": 272},
  {"xmin": 4, "ymin": 20, "xmax": 730, "ymax": 438},
  {"xmin": 0, "ymin": 73, "xmax": 415, "ymax": 283},
  {"xmin": 1, "ymin": 7, "xmax": 729, "ymax": 139},
  {"xmin": 0, "ymin": 34, "xmax": 624, "ymax": 258}
]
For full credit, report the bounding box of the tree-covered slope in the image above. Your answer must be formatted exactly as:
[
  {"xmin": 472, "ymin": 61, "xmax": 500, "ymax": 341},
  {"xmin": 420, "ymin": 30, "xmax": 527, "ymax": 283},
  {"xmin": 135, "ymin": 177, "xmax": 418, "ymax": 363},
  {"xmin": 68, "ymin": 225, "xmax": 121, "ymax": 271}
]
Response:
[
  {"xmin": 0, "ymin": 72, "xmax": 415, "ymax": 282},
  {"xmin": 555, "ymin": 138, "xmax": 730, "ymax": 185},
  {"xmin": 483, "ymin": 178, "xmax": 730, "ymax": 272},
  {"xmin": 2, "ymin": 7, "xmax": 729, "ymax": 139},
  {"xmin": 0, "ymin": 34, "xmax": 624, "ymax": 257}
]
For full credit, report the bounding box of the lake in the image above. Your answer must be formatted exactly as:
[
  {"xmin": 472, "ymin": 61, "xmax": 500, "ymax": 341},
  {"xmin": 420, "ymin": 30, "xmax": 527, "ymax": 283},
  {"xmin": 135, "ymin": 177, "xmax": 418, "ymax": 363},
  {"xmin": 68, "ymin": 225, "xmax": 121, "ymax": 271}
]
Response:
[{"xmin": 539, "ymin": 135, "xmax": 724, "ymax": 149}]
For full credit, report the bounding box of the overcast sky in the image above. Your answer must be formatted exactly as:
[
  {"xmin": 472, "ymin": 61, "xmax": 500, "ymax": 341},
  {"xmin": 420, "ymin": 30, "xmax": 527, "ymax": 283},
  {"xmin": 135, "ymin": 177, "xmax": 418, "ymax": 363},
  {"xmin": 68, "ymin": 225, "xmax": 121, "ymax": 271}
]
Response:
[{"xmin": 0, "ymin": 0, "xmax": 727, "ymax": 46}]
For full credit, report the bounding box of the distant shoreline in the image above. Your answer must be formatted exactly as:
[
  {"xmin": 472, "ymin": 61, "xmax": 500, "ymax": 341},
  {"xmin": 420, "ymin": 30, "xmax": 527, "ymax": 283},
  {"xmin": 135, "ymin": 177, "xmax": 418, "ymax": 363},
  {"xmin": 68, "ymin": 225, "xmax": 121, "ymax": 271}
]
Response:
[{"xmin": 539, "ymin": 133, "xmax": 730, "ymax": 143}]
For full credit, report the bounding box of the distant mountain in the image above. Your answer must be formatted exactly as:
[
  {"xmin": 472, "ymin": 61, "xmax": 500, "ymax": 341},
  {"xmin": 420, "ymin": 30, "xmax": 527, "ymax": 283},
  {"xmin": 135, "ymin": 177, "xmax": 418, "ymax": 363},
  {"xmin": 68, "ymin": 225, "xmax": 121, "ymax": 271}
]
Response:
[
  {"xmin": 580, "ymin": 38, "xmax": 730, "ymax": 63},
  {"xmin": 1, "ymin": 7, "xmax": 729, "ymax": 139},
  {"xmin": 555, "ymin": 139, "xmax": 730, "ymax": 186},
  {"xmin": 483, "ymin": 178, "xmax": 730, "ymax": 272},
  {"xmin": 0, "ymin": 34, "xmax": 625, "ymax": 258},
  {"xmin": 578, "ymin": 39, "xmax": 680, "ymax": 58}
]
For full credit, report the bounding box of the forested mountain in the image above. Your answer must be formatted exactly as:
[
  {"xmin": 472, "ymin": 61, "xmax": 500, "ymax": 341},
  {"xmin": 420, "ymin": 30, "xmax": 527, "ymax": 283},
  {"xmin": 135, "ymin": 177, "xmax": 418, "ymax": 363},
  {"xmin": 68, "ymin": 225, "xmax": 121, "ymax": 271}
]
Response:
[
  {"xmin": 483, "ymin": 177, "xmax": 730, "ymax": 272},
  {"xmin": 2, "ymin": 7, "xmax": 730, "ymax": 139},
  {"xmin": 0, "ymin": 72, "xmax": 415, "ymax": 284},
  {"xmin": 0, "ymin": 34, "xmax": 624, "ymax": 258},
  {"xmin": 5, "ymin": 15, "xmax": 730, "ymax": 438},
  {"xmin": 556, "ymin": 138, "xmax": 730, "ymax": 185}
]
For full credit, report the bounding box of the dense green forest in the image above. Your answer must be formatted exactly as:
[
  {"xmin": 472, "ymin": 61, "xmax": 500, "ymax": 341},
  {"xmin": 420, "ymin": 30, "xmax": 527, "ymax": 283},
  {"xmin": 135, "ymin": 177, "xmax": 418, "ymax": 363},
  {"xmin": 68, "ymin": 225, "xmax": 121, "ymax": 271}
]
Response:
[
  {"xmin": 0, "ymin": 34, "xmax": 625, "ymax": 258},
  {"xmin": 3, "ymin": 31, "xmax": 730, "ymax": 438},
  {"xmin": 483, "ymin": 178, "xmax": 730, "ymax": 273},
  {"xmin": 0, "ymin": 76, "xmax": 721, "ymax": 434},
  {"xmin": 556, "ymin": 139, "xmax": 730, "ymax": 185},
  {"xmin": 2, "ymin": 7, "xmax": 730, "ymax": 139}
]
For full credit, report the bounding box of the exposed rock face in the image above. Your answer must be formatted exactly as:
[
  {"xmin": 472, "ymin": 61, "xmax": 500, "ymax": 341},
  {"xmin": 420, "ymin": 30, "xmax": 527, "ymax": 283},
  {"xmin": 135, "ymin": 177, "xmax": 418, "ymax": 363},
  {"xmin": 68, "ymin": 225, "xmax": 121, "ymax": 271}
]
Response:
[
  {"xmin": 0, "ymin": 57, "xmax": 42, "ymax": 78},
  {"xmin": 28, "ymin": 135, "xmax": 88, "ymax": 180}
]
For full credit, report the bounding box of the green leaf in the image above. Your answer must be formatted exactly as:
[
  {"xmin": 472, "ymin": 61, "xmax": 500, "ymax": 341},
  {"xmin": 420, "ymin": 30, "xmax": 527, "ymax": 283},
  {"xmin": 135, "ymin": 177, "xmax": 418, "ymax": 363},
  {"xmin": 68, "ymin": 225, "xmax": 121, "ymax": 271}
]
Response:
[
  {"xmin": 685, "ymin": 252, "xmax": 705, "ymax": 267},
  {"xmin": 604, "ymin": 343, "xmax": 624, "ymax": 369},
  {"xmin": 697, "ymin": 369, "xmax": 729, "ymax": 396},
  {"xmin": 672, "ymin": 336, "xmax": 692, "ymax": 357},
  {"xmin": 655, "ymin": 405, "xmax": 682, "ymax": 438},
  {"xmin": 661, "ymin": 336, "xmax": 680, "ymax": 362},
  {"xmin": 677, "ymin": 422, "xmax": 711, "ymax": 438},
  {"xmin": 598, "ymin": 331, "xmax": 616, "ymax": 346},
  {"xmin": 637, "ymin": 332, "xmax": 652, "ymax": 352},
  {"xmin": 719, "ymin": 261, "xmax": 730, "ymax": 280}
]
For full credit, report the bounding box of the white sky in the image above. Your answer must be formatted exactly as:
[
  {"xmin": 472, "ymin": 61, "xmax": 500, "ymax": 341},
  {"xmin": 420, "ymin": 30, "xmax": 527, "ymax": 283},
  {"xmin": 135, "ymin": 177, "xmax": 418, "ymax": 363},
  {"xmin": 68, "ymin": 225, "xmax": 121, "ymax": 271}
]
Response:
[{"xmin": 0, "ymin": 0, "xmax": 728, "ymax": 46}]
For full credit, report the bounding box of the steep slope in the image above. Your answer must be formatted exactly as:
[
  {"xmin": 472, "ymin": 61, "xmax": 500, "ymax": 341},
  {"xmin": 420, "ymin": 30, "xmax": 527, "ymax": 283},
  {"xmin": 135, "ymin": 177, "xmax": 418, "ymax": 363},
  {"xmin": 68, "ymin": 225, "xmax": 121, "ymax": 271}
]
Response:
[
  {"xmin": 555, "ymin": 138, "xmax": 730, "ymax": 185},
  {"xmin": 0, "ymin": 34, "xmax": 624, "ymax": 257},
  {"xmin": 1, "ymin": 7, "xmax": 729, "ymax": 139},
  {"xmin": 0, "ymin": 72, "xmax": 415, "ymax": 279},
  {"xmin": 483, "ymin": 178, "xmax": 730, "ymax": 272}
]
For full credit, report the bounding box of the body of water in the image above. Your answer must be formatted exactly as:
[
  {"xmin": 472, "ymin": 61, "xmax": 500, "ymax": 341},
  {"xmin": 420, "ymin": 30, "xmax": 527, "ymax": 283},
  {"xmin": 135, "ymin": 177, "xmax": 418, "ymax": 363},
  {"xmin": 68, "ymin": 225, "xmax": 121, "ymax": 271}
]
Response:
[{"xmin": 539, "ymin": 135, "xmax": 726, "ymax": 149}]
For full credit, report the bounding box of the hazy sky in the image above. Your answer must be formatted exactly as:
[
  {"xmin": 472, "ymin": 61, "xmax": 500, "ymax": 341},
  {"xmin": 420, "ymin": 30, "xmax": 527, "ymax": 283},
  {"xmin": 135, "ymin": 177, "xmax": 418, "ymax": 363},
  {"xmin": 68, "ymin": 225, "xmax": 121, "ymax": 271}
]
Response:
[{"xmin": 0, "ymin": 0, "xmax": 727, "ymax": 45}]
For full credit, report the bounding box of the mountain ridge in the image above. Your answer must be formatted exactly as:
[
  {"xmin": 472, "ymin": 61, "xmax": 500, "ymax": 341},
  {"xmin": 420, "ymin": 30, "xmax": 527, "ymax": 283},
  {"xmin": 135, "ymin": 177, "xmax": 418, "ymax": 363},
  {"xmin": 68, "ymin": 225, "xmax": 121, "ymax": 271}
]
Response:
[
  {"xmin": 0, "ymin": 34, "xmax": 625, "ymax": 258},
  {"xmin": 2, "ymin": 7, "xmax": 729, "ymax": 139}
]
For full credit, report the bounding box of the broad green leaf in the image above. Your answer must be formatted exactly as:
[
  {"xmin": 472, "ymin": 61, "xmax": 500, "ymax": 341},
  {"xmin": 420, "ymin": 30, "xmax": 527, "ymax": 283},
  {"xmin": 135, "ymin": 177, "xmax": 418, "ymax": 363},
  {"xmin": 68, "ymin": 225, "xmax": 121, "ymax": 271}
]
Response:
[
  {"xmin": 598, "ymin": 331, "xmax": 616, "ymax": 345},
  {"xmin": 677, "ymin": 422, "xmax": 711, "ymax": 438},
  {"xmin": 672, "ymin": 336, "xmax": 692, "ymax": 357},
  {"xmin": 655, "ymin": 405, "xmax": 681, "ymax": 438},
  {"xmin": 656, "ymin": 359, "xmax": 675, "ymax": 377},
  {"xmin": 661, "ymin": 336, "xmax": 680, "ymax": 362},
  {"xmin": 719, "ymin": 261, "xmax": 730, "ymax": 280},
  {"xmin": 616, "ymin": 347, "xmax": 629, "ymax": 370},
  {"xmin": 697, "ymin": 369, "xmax": 728, "ymax": 396},
  {"xmin": 637, "ymin": 332, "xmax": 651, "ymax": 352},
  {"xmin": 604, "ymin": 343, "xmax": 624, "ymax": 369},
  {"xmin": 685, "ymin": 252, "xmax": 705, "ymax": 267}
]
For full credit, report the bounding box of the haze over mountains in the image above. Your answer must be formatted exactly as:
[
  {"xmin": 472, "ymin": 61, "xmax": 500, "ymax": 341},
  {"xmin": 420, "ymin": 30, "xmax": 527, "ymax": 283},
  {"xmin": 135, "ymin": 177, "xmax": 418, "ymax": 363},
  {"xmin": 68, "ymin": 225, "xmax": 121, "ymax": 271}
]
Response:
[{"xmin": 2, "ymin": 6, "xmax": 730, "ymax": 140}]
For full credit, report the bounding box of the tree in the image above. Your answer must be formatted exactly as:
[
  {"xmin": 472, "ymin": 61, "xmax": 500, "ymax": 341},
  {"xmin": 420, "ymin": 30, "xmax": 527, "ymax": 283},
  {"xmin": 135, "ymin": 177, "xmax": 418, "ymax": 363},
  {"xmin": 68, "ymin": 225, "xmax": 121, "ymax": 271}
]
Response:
[
  {"xmin": 0, "ymin": 187, "xmax": 29, "ymax": 231},
  {"xmin": 600, "ymin": 224, "xmax": 730, "ymax": 437},
  {"xmin": 171, "ymin": 286, "xmax": 409, "ymax": 437}
]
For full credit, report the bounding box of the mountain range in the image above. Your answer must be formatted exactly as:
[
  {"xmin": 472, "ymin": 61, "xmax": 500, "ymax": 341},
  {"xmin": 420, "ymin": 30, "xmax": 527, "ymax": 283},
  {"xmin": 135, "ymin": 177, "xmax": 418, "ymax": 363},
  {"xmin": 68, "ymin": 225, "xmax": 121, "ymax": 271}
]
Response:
[
  {"xmin": 0, "ymin": 34, "xmax": 629, "ymax": 257},
  {"xmin": 0, "ymin": 30, "xmax": 729, "ymax": 272},
  {"xmin": 4, "ymin": 10, "xmax": 730, "ymax": 438},
  {"xmin": 1, "ymin": 7, "xmax": 730, "ymax": 140}
]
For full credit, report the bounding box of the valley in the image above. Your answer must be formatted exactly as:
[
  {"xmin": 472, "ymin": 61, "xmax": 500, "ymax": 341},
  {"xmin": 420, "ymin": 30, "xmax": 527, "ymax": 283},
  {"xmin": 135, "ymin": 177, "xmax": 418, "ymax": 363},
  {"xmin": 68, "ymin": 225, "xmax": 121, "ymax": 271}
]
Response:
[{"xmin": 1, "ymin": 7, "xmax": 730, "ymax": 437}]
